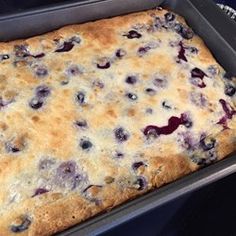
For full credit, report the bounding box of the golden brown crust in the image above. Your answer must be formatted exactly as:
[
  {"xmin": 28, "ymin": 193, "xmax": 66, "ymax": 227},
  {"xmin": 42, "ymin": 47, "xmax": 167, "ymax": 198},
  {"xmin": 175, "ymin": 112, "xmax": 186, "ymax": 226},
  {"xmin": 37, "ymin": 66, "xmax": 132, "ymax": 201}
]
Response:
[{"xmin": 0, "ymin": 8, "xmax": 235, "ymax": 236}]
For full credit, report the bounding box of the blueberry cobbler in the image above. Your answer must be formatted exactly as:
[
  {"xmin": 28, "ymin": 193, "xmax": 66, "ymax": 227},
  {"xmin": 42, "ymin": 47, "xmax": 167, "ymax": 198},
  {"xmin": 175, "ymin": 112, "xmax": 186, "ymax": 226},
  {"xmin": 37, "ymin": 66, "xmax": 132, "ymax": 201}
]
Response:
[{"xmin": 0, "ymin": 8, "xmax": 235, "ymax": 236}]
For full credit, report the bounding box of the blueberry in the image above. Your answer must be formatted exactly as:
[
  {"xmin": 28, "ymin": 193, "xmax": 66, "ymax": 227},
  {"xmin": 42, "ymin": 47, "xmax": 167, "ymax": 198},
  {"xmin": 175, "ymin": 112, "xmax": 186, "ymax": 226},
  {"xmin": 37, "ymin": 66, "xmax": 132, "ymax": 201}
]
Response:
[
  {"xmin": 134, "ymin": 176, "xmax": 147, "ymax": 190},
  {"xmin": 14, "ymin": 45, "xmax": 29, "ymax": 58},
  {"xmin": 56, "ymin": 161, "xmax": 77, "ymax": 180},
  {"xmin": 181, "ymin": 27, "xmax": 194, "ymax": 39},
  {"xmin": 114, "ymin": 127, "xmax": 129, "ymax": 142},
  {"xmin": 0, "ymin": 54, "xmax": 10, "ymax": 61},
  {"xmin": 132, "ymin": 161, "xmax": 145, "ymax": 171},
  {"xmin": 125, "ymin": 75, "xmax": 137, "ymax": 85},
  {"xmin": 173, "ymin": 23, "xmax": 183, "ymax": 34},
  {"xmin": 5, "ymin": 142, "xmax": 20, "ymax": 153},
  {"xmin": 32, "ymin": 53, "xmax": 45, "ymax": 58},
  {"xmin": 80, "ymin": 139, "xmax": 93, "ymax": 150},
  {"xmin": 113, "ymin": 150, "xmax": 124, "ymax": 158},
  {"xmin": 178, "ymin": 41, "xmax": 187, "ymax": 62},
  {"xmin": 145, "ymin": 108, "xmax": 153, "ymax": 114},
  {"xmin": 164, "ymin": 12, "xmax": 175, "ymax": 22},
  {"xmin": 34, "ymin": 65, "xmax": 48, "ymax": 78},
  {"xmin": 224, "ymin": 84, "xmax": 236, "ymax": 97},
  {"xmin": 200, "ymin": 136, "xmax": 216, "ymax": 151},
  {"xmin": 145, "ymin": 88, "xmax": 156, "ymax": 96},
  {"xmin": 75, "ymin": 120, "xmax": 88, "ymax": 129},
  {"xmin": 137, "ymin": 46, "xmax": 151, "ymax": 56},
  {"xmin": 55, "ymin": 41, "xmax": 74, "ymax": 52},
  {"xmin": 0, "ymin": 97, "xmax": 12, "ymax": 109},
  {"xmin": 162, "ymin": 101, "xmax": 172, "ymax": 109},
  {"xmin": 32, "ymin": 188, "xmax": 49, "ymax": 197},
  {"xmin": 11, "ymin": 216, "xmax": 31, "ymax": 233},
  {"xmin": 191, "ymin": 67, "xmax": 206, "ymax": 79},
  {"xmin": 126, "ymin": 93, "xmax": 138, "ymax": 100},
  {"xmin": 76, "ymin": 92, "xmax": 85, "ymax": 105},
  {"xmin": 29, "ymin": 97, "xmax": 44, "ymax": 109},
  {"xmin": 96, "ymin": 57, "xmax": 111, "ymax": 69},
  {"xmin": 123, "ymin": 30, "xmax": 142, "ymax": 39},
  {"xmin": 173, "ymin": 23, "xmax": 194, "ymax": 40},
  {"xmin": 116, "ymin": 49, "xmax": 126, "ymax": 58},
  {"xmin": 67, "ymin": 65, "xmax": 82, "ymax": 76},
  {"xmin": 153, "ymin": 77, "xmax": 167, "ymax": 88},
  {"xmin": 207, "ymin": 65, "xmax": 218, "ymax": 76},
  {"xmin": 35, "ymin": 85, "xmax": 50, "ymax": 98}
]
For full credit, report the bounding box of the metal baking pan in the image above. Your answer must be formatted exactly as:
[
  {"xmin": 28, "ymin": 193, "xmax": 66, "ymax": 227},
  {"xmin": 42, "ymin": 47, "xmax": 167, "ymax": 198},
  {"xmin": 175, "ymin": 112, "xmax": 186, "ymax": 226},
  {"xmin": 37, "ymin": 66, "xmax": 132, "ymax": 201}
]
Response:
[{"xmin": 0, "ymin": 0, "xmax": 236, "ymax": 235}]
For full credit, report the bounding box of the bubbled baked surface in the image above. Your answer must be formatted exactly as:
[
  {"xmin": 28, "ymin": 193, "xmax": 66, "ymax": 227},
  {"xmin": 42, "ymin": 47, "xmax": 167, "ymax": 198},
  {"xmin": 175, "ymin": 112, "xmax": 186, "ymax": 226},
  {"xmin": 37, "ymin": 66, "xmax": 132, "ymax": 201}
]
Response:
[{"xmin": 0, "ymin": 8, "xmax": 235, "ymax": 236}]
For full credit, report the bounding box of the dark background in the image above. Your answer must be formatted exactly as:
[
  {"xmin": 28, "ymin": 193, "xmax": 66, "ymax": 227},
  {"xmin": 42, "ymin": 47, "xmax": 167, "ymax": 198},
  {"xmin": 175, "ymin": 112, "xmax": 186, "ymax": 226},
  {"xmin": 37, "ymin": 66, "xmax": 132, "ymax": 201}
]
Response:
[{"xmin": 0, "ymin": 0, "xmax": 235, "ymax": 235}]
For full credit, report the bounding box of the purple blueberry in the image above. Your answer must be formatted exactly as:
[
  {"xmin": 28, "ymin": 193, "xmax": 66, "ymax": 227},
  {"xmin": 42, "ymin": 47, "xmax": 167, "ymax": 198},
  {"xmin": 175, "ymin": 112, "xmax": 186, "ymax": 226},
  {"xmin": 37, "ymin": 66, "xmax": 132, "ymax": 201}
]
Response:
[
  {"xmin": 14, "ymin": 45, "xmax": 29, "ymax": 58},
  {"xmin": 145, "ymin": 88, "xmax": 156, "ymax": 96},
  {"xmin": 66, "ymin": 65, "xmax": 82, "ymax": 76},
  {"xmin": 29, "ymin": 97, "xmax": 44, "ymax": 109},
  {"xmin": 96, "ymin": 57, "xmax": 111, "ymax": 69},
  {"xmin": 190, "ymin": 151, "xmax": 217, "ymax": 166},
  {"xmin": 190, "ymin": 68, "xmax": 207, "ymax": 88},
  {"xmin": 11, "ymin": 216, "xmax": 31, "ymax": 233},
  {"xmin": 125, "ymin": 75, "xmax": 137, "ymax": 85},
  {"xmin": 145, "ymin": 108, "xmax": 153, "ymax": 114},
  {"xmin": 35, "ymin": 85, "xmax": 50, "ymax": 98},
  {"xmin": 132, "ymin": 161, "xmax": 146, "ymax": 171},
  {"xmin": 199, "ymin": 136, "xmax": 216, "ymax": 151},
  {"xmin": 113, "ymin": 150, "xmax": 125, "ymax": 159},
  {"xmin": 173, "ymin": 23, "xmax": 194, "ymax": 39},
  {"xmin": 126, "ymin": 93, "xmax": 138, "ymax": 100},
  {"xmin": 207, "ymin": 65, "xmax": 218, "ymax": 76},
  {"xmin": 76, "ymin": 92, "xmax": 85, "ymax": 105},
  {"xmin": 178, "ymin": 41, "xmax": 187, "ymax": 62},
  {"xmin": 32, "ymin": 188, "xmax": 49, "ymax": 197},
  {"xmin": 224, "ymin": 84, "xmax": 236, "ymax": 97},
  {"xmin": 116, "ymin": 49, "xmax": 127, "ymax": 58},
  {"xmin": 164, "ymin": 12, "xmax": 176, "ymax": 22},
  {"xmin": 143, "ymin": 113, "xmax": 189, "ymax": 137},
  {"xmin": 32, "ymin": 53, "xmax": 45, "ymax": 58},
  {"xmin": 92, "ymin": 80, "xmax": 104, "ymax": 89},
  {"xmin": 55, "ymin": 41, "xmax": 74, "ymax": 53},
  {"xmin": 219, "ymin": 99, "xmax": 236, "ymax": 119},
  {"xmin": 75, "ymin": 120, "xmax": 88, "ymax": 129},
  {"xmin": 34, "ymin": 65, "xmax": 48, "ymax": 78},
  {"xmin": 0, "ymin": 54, "xmax": 10, "ymax": 61},
  {"xmin": 5, "ymin": 142, "xmax": 21, "ymax": 153},
  {"xmin": 162, "ymin": 101, "xmax": 172, "ymax": 109},
  {"xmin": 181, "ymin": 27, "xmax": 194, "ymax": 39},
  {"xmin": 191, "ymin": 67, "xmax": 207, "ymax": 79},
  {"xmin": 137, "ymin": 46, "xmax": 151, "ymax": 56},
  {"xmin": 153, "ymin": 76, "xmax": 168, "ymax": 88},
  {"xmin": 80, "ymin": 139, "xmax": 93, "ymax": 150},
  {"xmin": 56, "ymin": 161, "xmax": 77, "ymax": 180},
  {"xmin": 134, "ymin": 176, "xmax": 147, "ymax": 190},
  {"xmin": 0, "ymin": 97, "xmax": 13, "ymax": 109},
  {"xmin": 114, "ymin": 127, "xmax": 129, "ymax": 142},
  {"xmin": 178, "ymin": 131, "xmax": 196, "ymax": 151},
  {"xmin": 123, "ymin": 30, "xmax": 142, "ymax": 39}
]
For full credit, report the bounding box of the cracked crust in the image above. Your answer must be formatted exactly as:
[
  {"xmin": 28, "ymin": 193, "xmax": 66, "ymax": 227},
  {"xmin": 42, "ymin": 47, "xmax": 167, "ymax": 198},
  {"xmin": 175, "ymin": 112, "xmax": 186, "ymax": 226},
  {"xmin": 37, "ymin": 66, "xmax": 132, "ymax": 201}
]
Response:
[{"xmin": 0, "ymin": 8, "xmax": 235, "ymax": 235}]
